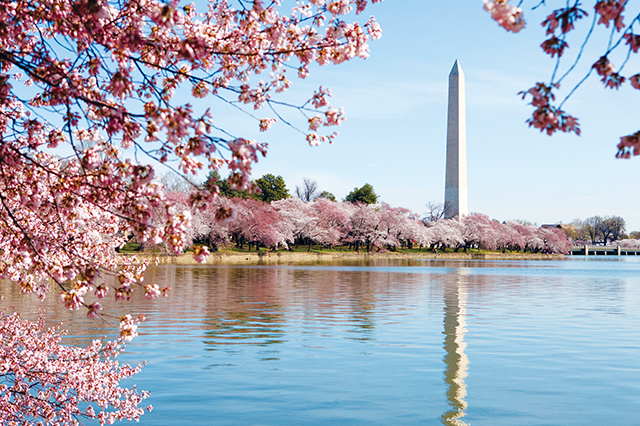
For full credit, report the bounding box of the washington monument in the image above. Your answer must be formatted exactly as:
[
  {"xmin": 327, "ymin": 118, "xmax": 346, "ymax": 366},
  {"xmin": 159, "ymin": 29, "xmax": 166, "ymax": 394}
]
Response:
[{"xmin": 444, "ymin": 60, "xmax": 468, "ymax": 219}]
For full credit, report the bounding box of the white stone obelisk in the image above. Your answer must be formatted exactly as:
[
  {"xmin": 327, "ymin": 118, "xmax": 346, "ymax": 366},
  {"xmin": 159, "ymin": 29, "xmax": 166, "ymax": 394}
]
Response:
[{"xmin": 444, "ymin": 60, "xmax": 468, "ymax": 220}]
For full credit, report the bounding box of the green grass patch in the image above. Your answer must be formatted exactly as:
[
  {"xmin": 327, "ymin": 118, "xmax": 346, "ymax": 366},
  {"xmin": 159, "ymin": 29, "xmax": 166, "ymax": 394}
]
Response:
[{"xmin": 119, "ymin": 241, "xmax": 141, "ymax": 252}]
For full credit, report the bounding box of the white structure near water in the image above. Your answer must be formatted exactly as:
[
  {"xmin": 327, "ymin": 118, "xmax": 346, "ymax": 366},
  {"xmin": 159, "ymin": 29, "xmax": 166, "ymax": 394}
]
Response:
[{"xmin": 444, "ymin": 60, "xmax": 468, "ymax": 220}]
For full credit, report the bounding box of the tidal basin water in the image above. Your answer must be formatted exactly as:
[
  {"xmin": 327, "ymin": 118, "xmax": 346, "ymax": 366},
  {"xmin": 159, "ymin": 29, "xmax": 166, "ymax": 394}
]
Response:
[{"xmin": 4, "ymin": 257, "xmax": 640, "ymax": 425}]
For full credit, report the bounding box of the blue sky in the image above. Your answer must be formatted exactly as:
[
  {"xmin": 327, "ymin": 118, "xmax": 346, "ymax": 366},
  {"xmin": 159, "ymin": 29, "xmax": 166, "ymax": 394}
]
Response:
[{"xmin": 209, "ymin": 1, "xmax": 640, "ymax": 231}]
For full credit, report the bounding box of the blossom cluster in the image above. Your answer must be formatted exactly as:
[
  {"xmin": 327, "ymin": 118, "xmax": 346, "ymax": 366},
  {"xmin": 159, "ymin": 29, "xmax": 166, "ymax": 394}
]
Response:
[
  {"xmin": 616, "ymin": 130, "xmax": 640, "ymax": 158},
  {"xmin": 519, "ymin": 83, "xmax": 580, "ymax": 136},
  {"xmin": 484, "ymin": 0, "xmax": 640, "ymax": 154},
  {"xmin": 0, "ymin": 142, "xmax": 173, "ymax": 328},
  {"xmin": 483, "ymin": 0, "xmax": 526, "ymax": 33},
  {"xmin": 0, "ymin": 312, "xmax": 150, "ymax": 425}
]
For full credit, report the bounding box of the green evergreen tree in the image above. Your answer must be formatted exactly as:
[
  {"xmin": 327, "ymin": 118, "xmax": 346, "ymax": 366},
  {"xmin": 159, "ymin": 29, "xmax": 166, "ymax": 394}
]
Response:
[
  {"xmin": 345, "ymin": 183, "xmax": 378, "ymax": 204},
  {"xmin": 203, "ymin": 171, "xmax": 259, "ymax": 200},
  {"xmin": 255, "ymin": 174, "xmax": 290, "ymax": 202},
  {"xmin": 318, "ymin": 191, "xmax": 336, "ymax": 202}
]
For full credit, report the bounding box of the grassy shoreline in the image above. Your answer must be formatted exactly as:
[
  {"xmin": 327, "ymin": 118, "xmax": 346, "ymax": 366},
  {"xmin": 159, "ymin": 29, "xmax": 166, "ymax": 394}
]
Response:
[{"xmin": 122, "ymin": 250, "xmax": 564, "ymax": 265}]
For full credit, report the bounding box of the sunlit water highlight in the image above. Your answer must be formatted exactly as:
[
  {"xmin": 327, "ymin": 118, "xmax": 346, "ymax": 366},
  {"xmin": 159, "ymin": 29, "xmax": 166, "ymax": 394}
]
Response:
[{"xmin": 2, "ymin": 257, "xmax": 640, "ymax": 425}]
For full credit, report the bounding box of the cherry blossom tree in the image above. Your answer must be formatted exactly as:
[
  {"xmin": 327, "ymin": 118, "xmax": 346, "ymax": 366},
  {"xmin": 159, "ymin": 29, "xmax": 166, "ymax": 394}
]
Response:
[
  {"xmin": 0, "ymin": 311, "xmax": 150, "ymax": 425},
  {"xmin": 496, "ymin": 222, "xmax": 526, "ymax": 252},
  {"xmin": 484, "ymin": 0, "xmax": 640, "ymax": 157},
  {"xmin": 411, "ymin": 220, "xmax": 436, "ymax": 248},
  {"xmin": 373, "ymin": 204, "xmax": 405, "ymax": 249},
  {"xmin": 272, "ymin": 197, "xmax": 350, "ymax": 249},
  {"xmin": 230, "ymin": 198, "xmax": 285, "ymax": 250},
  {"xmin": 195, "ymin": 196, "xmax": 236, "ymax": 250},
  {"xmin": 372, "ymin": 203, "xmax": 427, "ymax": 250},
  {"xmin": 148, "ymin": 190, "xmax": 193, "ymax": 247},
  {"xmin": 137, "ymin": 193, "xmax": 573, "ymax": 254},
  {"xmin": 429, "ymin": 219, "xmax": 465, "ymax": 251},
  {"xmin": 509, "ymin": 222, "xmax": 545, "ymax": 252},
  {"xmin": 460, "ymin": 215, "xmax": 482, "ymax": 251},
  {"xmin": 342, "ymin": 202, "xmax": 380, "ymax": 251},
  {"xmin": 271, "ymin": 197, "xmax": 312, "ymax": 247},
  {"xmin": 0, "ymin": 0, "xmax": 383, "ymax": 322},
  {"xmin": 538, "ymin": 227, "xmax": 572, "ymax": 254},
  {"xmin": 308, "ymin": 197, "xmax": 350, "ymax": 247},
  {"xmin": 463, "ymin": 213, "xmax": 498, "ymax": 251}
]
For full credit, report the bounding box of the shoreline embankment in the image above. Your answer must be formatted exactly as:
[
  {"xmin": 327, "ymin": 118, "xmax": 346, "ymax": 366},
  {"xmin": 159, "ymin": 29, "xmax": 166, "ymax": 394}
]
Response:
[{"xmin": 125, "ymin": 251, "xmax": 564, "ymax": 265}]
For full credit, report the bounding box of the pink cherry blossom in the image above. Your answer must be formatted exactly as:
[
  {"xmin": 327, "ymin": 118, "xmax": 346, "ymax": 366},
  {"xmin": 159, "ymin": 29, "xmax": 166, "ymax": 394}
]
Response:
[
  {"xmin": 193, "ymin": 245, "xmax": 211, "ymax": 263},
  {"xmin": 541, "ymin": 36, "xmax": 569, "ymax": 58},
  {"xmin": 595, "ymin": 0, "xmax": 626, "ymax": 31},
  {"xmin": 0, "ymin": 312, "xmax": 150, "ymax": 425},
  {"xmin": 602, "ymin": 73, "xmax": 625, "ymax": 89},
  {"xmin": 95, "ymin": 284, "xmax": 109, "ymax": 299},
  {"xmin": 623, "ymin": 33, "xmax": 640, "ymax": 53},
  {"xmin": 325, "ymin": 107, "xmax": 346, "ymax": 126},
  {"xmin": 87, "ymin": 302, "xmax": 103, "ymax": 319},
  {"xmin": 483, "ymin": 0, "xmax": 526, "ymax": 33},
  {"xmin": 259, "ymin": 118, "xmax": 276, "ymax": 132},
  {"xmin": 541, "ymin": 5, "xmax": 588, "ymax": 35},
  {"xmin": 306, "ymin": 133, "xmax": 322, "ymax": 146},
  {"xmin": 119, "ymin": 314, "xmax": 143, "ymax": 342},
  {"xmin": 308, "ymin": 115, "xmax": 324, "ymax": 131},
  {"xmin": 215, "ymin": 205, "xmax": 238, "ymax": 226},
  {"xmin": 520, "ymin": 83, "xmax": 580, "ymax": 136},
  {"xmin": 592, "ymin": 56, "xmax": 615, "ymax": 77},
  {"xmin": 616, "ymin": 131, "xmax": 640, "ymax": 158},
  {"xmin": 144, "ymin": 284, "xmax": 162, "ymax": 299}
]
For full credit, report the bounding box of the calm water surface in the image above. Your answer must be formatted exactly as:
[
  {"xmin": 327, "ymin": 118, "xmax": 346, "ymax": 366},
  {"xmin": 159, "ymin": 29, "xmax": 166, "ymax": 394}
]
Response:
[{"xmin": 3, "ymin": 257, "xmax": 640, "ymax": 425}]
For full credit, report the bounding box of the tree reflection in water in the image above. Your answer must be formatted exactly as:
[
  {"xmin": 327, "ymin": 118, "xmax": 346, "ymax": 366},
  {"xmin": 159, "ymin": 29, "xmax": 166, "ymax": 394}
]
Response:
[{"xmin": 3, "ymin": 259, "xmax": 636, "ymax": 425}]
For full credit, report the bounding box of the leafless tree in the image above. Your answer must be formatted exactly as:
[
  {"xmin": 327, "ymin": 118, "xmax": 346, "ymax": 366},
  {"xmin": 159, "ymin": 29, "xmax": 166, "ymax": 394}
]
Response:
[
  {"xmin": 583, "ymin": 216, "xmax": 601, "ymax": 244},
  {"xmin": 160, "ymin": 172, "xmax": 196, "ymax": 193},
  {"xmin": 295, "ymin": 178, "xmax": 320, "ymax": 203},
  {"xmin": 423, "ymin": 201, "xmax": 451, "ymax": 225},
  {"xmin": 599, "ymin": 216, "xmax": 626, "ymax": 245},
  {"xmin": 567, "ymin": 215, "xmax": 626, "ymax": 245}
]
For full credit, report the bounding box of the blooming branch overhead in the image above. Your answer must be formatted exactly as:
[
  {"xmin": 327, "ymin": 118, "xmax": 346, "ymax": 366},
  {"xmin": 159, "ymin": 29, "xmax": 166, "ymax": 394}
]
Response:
[
  {"xmin": 484, "ymin": 0, "xmax": 640, "ymax": 157},
  {"xmin": 0, "ymin": 0, "xmax": 383, "ymax": 324}
]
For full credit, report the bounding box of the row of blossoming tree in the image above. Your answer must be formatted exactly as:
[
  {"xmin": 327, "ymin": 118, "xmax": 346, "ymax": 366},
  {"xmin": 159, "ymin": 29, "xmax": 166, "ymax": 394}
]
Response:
[{"xmin": 149, "ymin": 193, "xmax": 572, "ymax": 255}]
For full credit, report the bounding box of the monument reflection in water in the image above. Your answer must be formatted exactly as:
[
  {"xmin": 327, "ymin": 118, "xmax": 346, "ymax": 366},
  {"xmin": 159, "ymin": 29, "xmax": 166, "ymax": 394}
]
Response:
[{"xmin": 441, "ymin": 269, "xmax": 469, "ymax": 425}]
